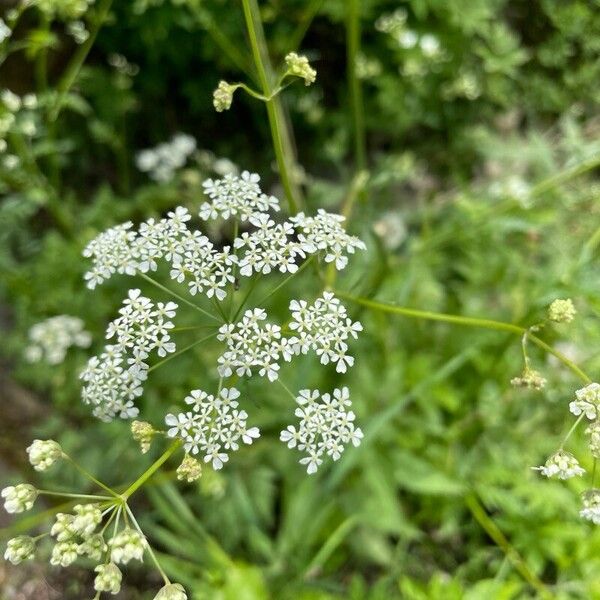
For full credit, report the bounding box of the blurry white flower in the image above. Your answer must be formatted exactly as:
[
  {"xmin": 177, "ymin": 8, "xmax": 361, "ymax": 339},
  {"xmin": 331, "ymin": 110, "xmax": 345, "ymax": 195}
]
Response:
[
  {"xmin": 25, "ymin": 315, "xmax": 91, "ymax": 365},
  {"xmin": 548, "ymin": 298, "xmax": 576, "ymax": 323},
  {"xmin": 580, "ymin": 489, "xmax": 600, "ymax": 524},
  {"xmin": 373, "ymin": 212, "xmax": 407, "ymax": 250},
  {"xmin": 0, "ymin": 19, "xmax": 11, "ymax": 44},
  {"xmin": 419, "ymin": 34, "xmax": 440, "ymax": 56},
  {"xmin": 398, "ymin": 30, "xmax": 418, "ymax": 49},
  {"xmin": 136, "ymin": 133, "xmax": 196, "ymax": 182},
  {"xmin": 67, "ymin": 20, "xmax": 89, "ymax": 43},
  {"xmin": 26, "ymin": 439, "xmax": 63, "ymax": 471},
  {"xmin": 533, "ymin": 450, "xmax": 584, "ymax": 479},
  {"xmin": 1, "ymin": 89, "xmax": 20, "ymax": 112},
  {"xmin": 2, "ymin": 484, "xmax": 37, "ymax": 514},
  {"xmin": 570, "ymin": 383, "xmax": 600, "ymax": 420}
]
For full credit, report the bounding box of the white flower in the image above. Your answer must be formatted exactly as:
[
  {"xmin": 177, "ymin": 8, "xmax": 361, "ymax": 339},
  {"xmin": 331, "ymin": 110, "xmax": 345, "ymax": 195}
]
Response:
[
  {"xmin": 281, "ymin": 387, "xmax": 363, "ymax": 473},
  {"xmin": 165, "ymin": 387, "xmax": 260, "ymax": 470},
  {"xmin": 26, "ymin": 439, "xmax": 63, "ymax": 471},
  {"xmin": 50, "ymin": 541, "xmax": 79, "ymax": 567},
  {"xmin": 24, "ymin": 316, "xmax": 90, "ymax": 365},
  {"xmin": 78, "ymin": 534, "xmax": 106, "ymax": 560},
  {"xmin": 136, "ymin": 133, "xmax": 196, "ymax": 182},
  {"xmin": 580, "ymin": 489, "xmax": 600, "ymax": 525},
  {"xmin": 51, "ymin": 513, "xmax": 76, "ymax": 541},
  {"xmin": 288, "ymin": 292, "xmax": 362, "ymax": 373},
  {"xmin": 289, "ymin": 209, "xmax": 366, "ymax": 270},
  {"xmin": 570, "ymin": 383, "xmax": 600, "ymax": 421},
  {"xmin": 200, "ymin": 170, "xmax": 279, "ymax": 222},
  {"xmin": 533, "ymin": 450, "xmax": 585, "ymax": 480},
  {"xmin": 4, "ymin": 536, "xmax": 35, "ymax": 565},
  {"xmin": 176, "ymin": 455, "xmax": 202, "ymax": 483},
  {"xmin": 94, "ymin": 562, "xmax": 122, "ymax": 594},
  {"xmin": 217, "ymin": 309, "xmax": 283, "ymax": 381},
  {"xmin": 2, "ymin": 484, "xmax": 37, "ymax": 513},
  {"xmin": 110, "ymin": 528, "xmax": 146, "ymax": 564},
  {"xmin": 154, "ymin": 583, "xmax": 188, "ymax": 600},
  {"xmin": 81, "ymin": 291, "xmax": 177, "ymax": 422}
]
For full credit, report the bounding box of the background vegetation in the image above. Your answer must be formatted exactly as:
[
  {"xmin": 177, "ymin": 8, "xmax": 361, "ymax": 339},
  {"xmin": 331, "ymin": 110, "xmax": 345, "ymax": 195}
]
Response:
[{"xmin": 1, "ymin": 0, "xmax": 600, "ymax": 598}]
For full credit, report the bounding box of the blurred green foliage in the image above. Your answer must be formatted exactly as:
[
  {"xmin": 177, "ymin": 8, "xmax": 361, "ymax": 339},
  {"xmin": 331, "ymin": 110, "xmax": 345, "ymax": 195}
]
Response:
[{"xmin": 1, "ymin": 0, "xmax": 600, "ymax": 598}]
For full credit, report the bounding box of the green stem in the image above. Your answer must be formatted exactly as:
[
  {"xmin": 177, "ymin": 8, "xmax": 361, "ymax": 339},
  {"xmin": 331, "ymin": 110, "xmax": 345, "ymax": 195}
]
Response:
[
  {"xmin": 37, "ymin": 490, "xmax": 113, "ymax": 500},
  {"xmin": 122, "ymin": 441, "xmax": 181, "ymax": 500},
  {"xmin": 49, "ymin": 0, "xmax": 114, "ymax": 121},
  {"xmin": 560, "ymin": 414, "xmax": 585, "ymax": 449},
  {"xmin": 139, "ymin": 273, "xmax": 220, "ymax": 322},
  {"xmin": 64, "ymin": 455, "xmax": 119, "ymax": 497},
  {"xmin": 336, "ymin": 292, "xmax": 592, "ymax": 384},
  {"xmin": 465, "ymin": 493, "xmax": 552, "ymax": 599},
  {"xmin": 125, "ymin": 504, "xmax": 170, "ymax": 584},
  {"xmin": 240, "ymin": 0, "xmax": 301, "ymax": 214},
  {"xmin": 346, "ymin": 0, "xmax": 366, "ymax": 172},
  {"xmin": 277, "ymin": 378, "xmax": 297, "ymax": 401},
  {"xmin": 255, "ymin": 255, "xmax": 315, "ymax": 306}
]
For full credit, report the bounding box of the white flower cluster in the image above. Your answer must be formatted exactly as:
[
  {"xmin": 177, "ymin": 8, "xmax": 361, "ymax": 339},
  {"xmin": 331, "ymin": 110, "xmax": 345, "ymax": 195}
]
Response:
[
  {"xmin": 217, "ymin": 308, "xmax": 289, "ymax": 382},
  {"xmin": 200, "ymin": 171, "xmax": 279, "ymax": 222},
  {"xmin": 533, "ymin": 450, "xmax": 585, "ymax": 480},
  {"xmin": 165, "ymin": 387, "xmax": 260, "ymax": 469},
  {"xmin": 24, "ymin": 315, "xmax": 91, "ymax": 364},
  {"xmin": 81, "ymin": 289, "xmax": 178, "ymax": 421},
  {"xmin": 2, "ymin": 484, "xmax": 37, "ymax": 514},
  {"xmin": 136, "ymin": 133, "xmax": 196, "ymax": 182},
  {"xmin": 580, "ymin": 489, "xmax": 600, "ymax": 525},
  {"xmin": 288, "ymin": 292, "xmax": 363, "ymax": 373},
  {"xmin": 280, "ymin": 387, "xmax": 363, "ymax": 474},
  {"xmin": 83, "ymin": 174, "xmax": 365, "ymax": 294},
  {"xmin": 110, "ymin": 528, "xmax": 146, "ymax": 564},
  {"xmin": 569, "ymin": 383, "xmax": 600, "ymax": 421},
  {"xmin": 290, "ymin": 209, "xmax": 366, "ymax": 270},
  {"xmin": 34, "ymin": 0, "xmax": 94, "ymax": 20},
  {"xmin": 27, "ymin": 439, "xmax": 63, "ymax": 471}
]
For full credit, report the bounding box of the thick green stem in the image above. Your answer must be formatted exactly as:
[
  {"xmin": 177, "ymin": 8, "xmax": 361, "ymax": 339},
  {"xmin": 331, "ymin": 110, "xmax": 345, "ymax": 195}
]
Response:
[
  {"xmin": 336, "ymin": 292, "xmax": 592, "ymax": 384},
  {"xmin": 122, "ymin": 441, "xmax": 181, "ymax": 500},
  {"xmin": 346, "ymin": 0, "xmax": 366, "ymax": 172},
  {"xmin": 240, "ymin": 0, "xmax": 301, "ymax": 214},
  {"xmin": 50, "ymin": 0, "xmax": 114, "ymax": 121}
]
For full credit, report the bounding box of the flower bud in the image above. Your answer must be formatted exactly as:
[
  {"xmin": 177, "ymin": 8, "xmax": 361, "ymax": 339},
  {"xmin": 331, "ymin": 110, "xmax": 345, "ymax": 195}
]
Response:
[
  {"xmin": 154, "ymin": 583, "xmax": 188, "ymax": 600},
  {"xmin": 50, "ymin": 540, "xmax": 79, "ymax": 567},
  {"xmin": 176, "ymin": 455, "xmax": 202, "ymax": 483},
  {"xmin": 78, "ymin": 533, "xmax": 106, "ymax": 561},
  {"xmin": 110, "ymin": 528, "xmax": 146, "ymax": 564},
  {"xmin": 26, "ymin": 439, "xmax": 63, "ymax": 471},
  {"xmin": 51, "ymin": 513, "xmax": 76, "ymax": 541},
  {"xmin": 94, "ymin": 562, "xmax": 122, "ymax": 595},
  {"xmin": 131, "ymin": 420, "xmax": 155, "ymax": 454},
  {"xmin": 1, "ymin": 484, "xmax": 37, "ymax": 513},
  {"xmin": 548, "ymin": 298, "xmax": 576, "ymax": 323},
  {"xmin": 4, "ymin": 536, "xmax": 36, "ymax": 564},
  {"xmin": 285, "ymin": 52, "xmax": 316, "ymax": 85},
  {"xmin": 72, "ymin": 503, "xmax": 102, "ymax": 537},
  {"xmin": 213, "ymin": 81, "xmax": 236, "ymax": 112}
]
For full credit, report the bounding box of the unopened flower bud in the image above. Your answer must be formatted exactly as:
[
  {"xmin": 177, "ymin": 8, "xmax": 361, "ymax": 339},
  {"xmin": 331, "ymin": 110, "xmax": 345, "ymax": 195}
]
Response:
[
  {"xmin": 131, "ymin": 420, "xmax": 155, "ymax": 454},
  {"xmin": 94, "ymin": 562, "xmax": 122, "ymax": 594},
  {"xmin": 110, "ymin": 528, "xmax": 145, "ymax": 564},
  {"xmin": 51, "ymin": 513, "xmax": 76, "ymax": 541},
  {"xmin": 548, "ymin": 298, "xmax": 576, "ymax": 323},
  {"xmin": 213, "ymin": 81, "xmax": 236, "ymax": 112},
  {"xmin": 176, "ymin": 454, "xmax": 202, "ymax": 483},
  {"xmin": 285, "ymin": 52, "xmax": 316, "ymax": 85},
  {"xmin": 26, "ymin": 439, "xmax": 63, "ymax": 471},
  {"xmin": 1, "ymin": 484, "xmax": 37, "ymax": 513},
  {"xmin": 78, "ymin": 533, "xmax": 106, "ymax": 561},
  {"xmin": 50, "ymin": 540, "xmax": 79, "ymax": 567},
  {"xmin": 72, "ymin": 503, "xmax": 102, "ymax": 537},
  {"xmin": 4, "ymin": 536, "xmax": 36, "ymax": 564},
  {"xmin": 154, "ymin": 583, "xmax": 188, "ymax": 600}
]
